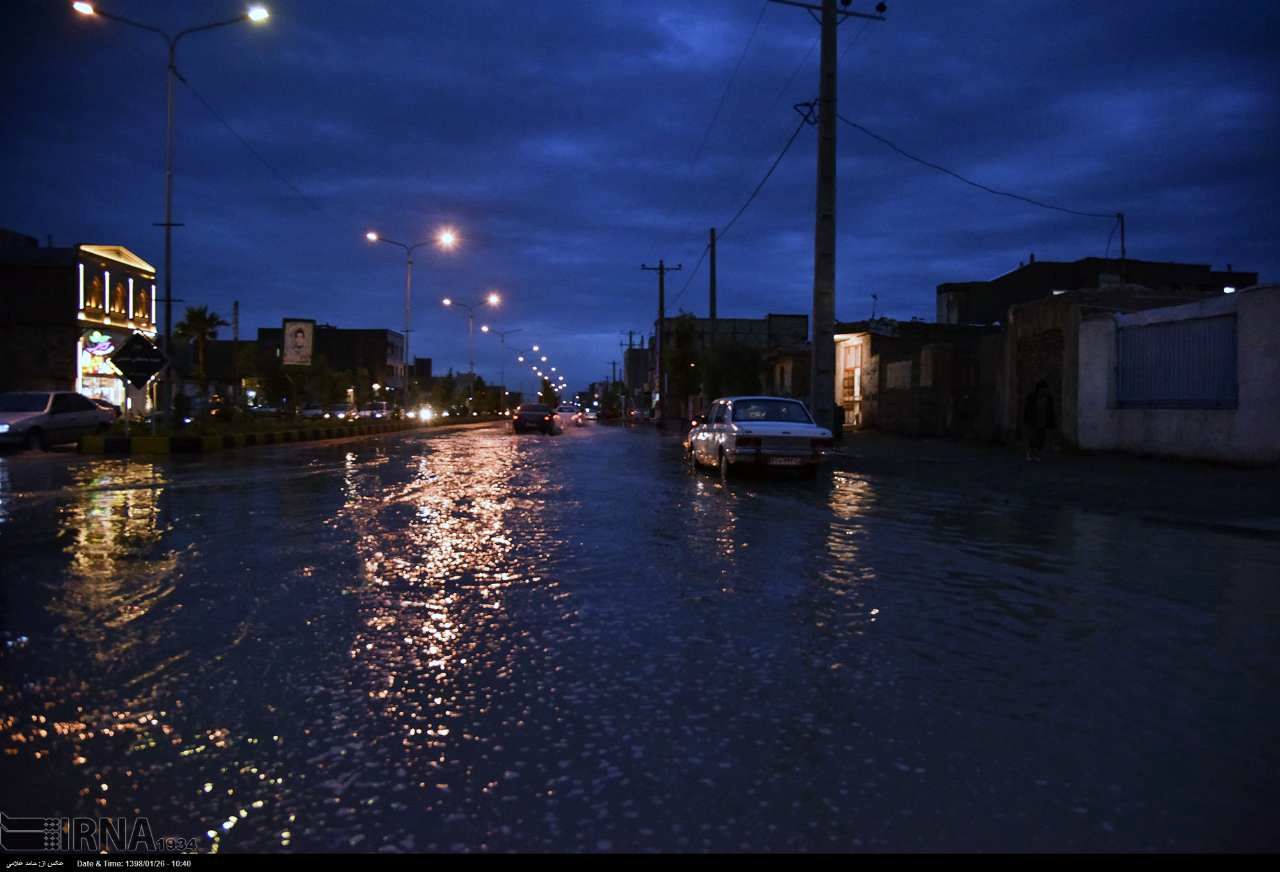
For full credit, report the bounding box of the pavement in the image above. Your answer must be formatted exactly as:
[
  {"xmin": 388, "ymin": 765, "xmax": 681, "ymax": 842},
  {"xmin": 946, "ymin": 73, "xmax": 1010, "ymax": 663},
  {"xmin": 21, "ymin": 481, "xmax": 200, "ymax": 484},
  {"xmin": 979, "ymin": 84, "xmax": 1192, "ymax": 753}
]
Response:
[
  {"xmin": 830, "ymin": 431, "xmax": 1280, "ymax": 538},
  {"xmin": 2, "ymin": 421, "xmax": 1278, "ymax": 850}
]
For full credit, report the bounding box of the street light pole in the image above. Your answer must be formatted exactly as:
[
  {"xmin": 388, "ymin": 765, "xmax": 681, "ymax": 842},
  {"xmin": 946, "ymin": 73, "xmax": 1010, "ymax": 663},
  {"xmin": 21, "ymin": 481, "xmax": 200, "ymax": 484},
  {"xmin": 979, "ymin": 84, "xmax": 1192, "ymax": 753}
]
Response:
[
  {"xmin": 441, "ymin": 291, "xmax": 500, "ymax": 413},
  {"xmin": 74, "ymin": 3, "xmax": 271, "ymax": 413},
  {"xmin": 491, "ymin": 328, "xmax": 522, "ymax": 414},
  {"xmin": 366, "ymin": 227, "xmax": 458, "ymax": 401}
]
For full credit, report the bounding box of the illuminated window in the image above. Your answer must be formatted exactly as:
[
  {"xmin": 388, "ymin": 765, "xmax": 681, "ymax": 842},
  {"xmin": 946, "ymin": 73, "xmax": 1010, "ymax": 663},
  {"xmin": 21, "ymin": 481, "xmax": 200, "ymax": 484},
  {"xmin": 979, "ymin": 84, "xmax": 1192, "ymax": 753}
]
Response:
[{"xmin": 78, "ymin": 263, "xmax": 85, "ymax": 308}]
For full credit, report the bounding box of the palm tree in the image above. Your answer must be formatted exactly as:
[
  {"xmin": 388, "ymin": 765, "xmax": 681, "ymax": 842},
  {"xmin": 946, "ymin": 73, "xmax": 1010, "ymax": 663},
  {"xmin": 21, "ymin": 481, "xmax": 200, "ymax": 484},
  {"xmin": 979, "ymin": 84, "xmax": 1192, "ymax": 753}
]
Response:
[{"xmin": 174, "ymin": 305, "xmax": 229, "ymax": 382}]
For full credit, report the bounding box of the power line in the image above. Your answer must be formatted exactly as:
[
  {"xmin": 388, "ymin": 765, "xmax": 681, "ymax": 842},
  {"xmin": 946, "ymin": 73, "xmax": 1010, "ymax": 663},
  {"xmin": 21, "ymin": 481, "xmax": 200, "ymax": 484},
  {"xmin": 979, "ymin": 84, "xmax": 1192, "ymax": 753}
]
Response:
[
  {"xmin": 771, "ymin": 36, "xmax": 817, "ymax": 110},
  {"xmin": 670, "ymin": 243, "xmax": 710, "ymax": 310},
  {"xmin": 671, "ymin": 107, "xmax": 812, "ymax": 310},
  {"xmin": 691, "ymin": 1, "xmax": 770, "ymax": 168},
  {"xmin": 835, "ymin": 112, "xmax": 1115, "ymax": 220},
  {"xmin": 1105, "ymin": 214, "xmax": 1120, "ymax": 259},
  {"xmin": 178, "ymin": 72, "xmax": 327, "ymax": 214},
  {"xmin": 722, "ymin": 111, "xmax": 811, "ymax": 240},
  {"xmin": 840, "ymin": 18, "xmax": 871, "ymax": 59}
]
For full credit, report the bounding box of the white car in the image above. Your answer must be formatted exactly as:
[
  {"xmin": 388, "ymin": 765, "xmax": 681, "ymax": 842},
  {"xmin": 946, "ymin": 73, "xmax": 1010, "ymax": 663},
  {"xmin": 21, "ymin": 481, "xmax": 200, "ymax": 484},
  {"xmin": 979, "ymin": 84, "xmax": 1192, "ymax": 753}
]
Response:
[
  {"xmin": 557, "ymin": 403, "xmax": 584, "ymax": 426},
  {"xmin": 685, "ymin": 396, "xmax": 833, "ymax": 478},
  {"xmin": 0, "ymin": 391, "xmax": 111, "ymax": 451}
]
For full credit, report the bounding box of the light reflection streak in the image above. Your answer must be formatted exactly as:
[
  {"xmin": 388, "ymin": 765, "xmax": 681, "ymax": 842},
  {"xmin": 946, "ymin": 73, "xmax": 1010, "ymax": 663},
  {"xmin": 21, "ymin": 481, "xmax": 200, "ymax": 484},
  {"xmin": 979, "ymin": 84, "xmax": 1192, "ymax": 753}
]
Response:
[{"xmin": 337, "ymin": 431, "xmax": 545, "ymax": 806}]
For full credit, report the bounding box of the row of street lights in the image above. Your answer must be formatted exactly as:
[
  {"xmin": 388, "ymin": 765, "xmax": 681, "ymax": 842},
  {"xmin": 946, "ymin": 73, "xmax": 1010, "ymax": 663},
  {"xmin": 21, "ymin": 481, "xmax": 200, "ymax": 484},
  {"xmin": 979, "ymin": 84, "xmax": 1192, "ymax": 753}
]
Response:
[
  {"xmin": 73, "ymin": 2, "xmax": 572, "ymax": 412},
  {"xmin": 365, "ymin": 230, "xmax": 572, "ymax": 409},
  {"xmin": 73, "ymin": 1, "xmax": 271, "ymax": 411}
]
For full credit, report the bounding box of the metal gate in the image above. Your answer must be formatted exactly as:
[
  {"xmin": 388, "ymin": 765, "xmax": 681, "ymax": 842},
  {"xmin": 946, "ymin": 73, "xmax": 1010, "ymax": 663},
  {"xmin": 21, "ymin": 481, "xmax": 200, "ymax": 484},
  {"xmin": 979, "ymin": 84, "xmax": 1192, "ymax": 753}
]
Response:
[{"xmin": 1116, "ymin": 315, "xmax": 1237, "ymax": 409}]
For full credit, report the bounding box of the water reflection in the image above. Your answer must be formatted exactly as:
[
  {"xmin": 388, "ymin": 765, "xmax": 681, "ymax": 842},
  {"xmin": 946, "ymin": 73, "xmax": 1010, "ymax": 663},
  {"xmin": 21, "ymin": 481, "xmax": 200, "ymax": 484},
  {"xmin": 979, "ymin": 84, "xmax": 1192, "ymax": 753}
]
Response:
[
  {"xmin": 329, "ymin": 431, "xmax": 552, "ymax": 847},
  {"xmin": 54, "ymin": 462, "xmax": 175, "ymax": 659}
]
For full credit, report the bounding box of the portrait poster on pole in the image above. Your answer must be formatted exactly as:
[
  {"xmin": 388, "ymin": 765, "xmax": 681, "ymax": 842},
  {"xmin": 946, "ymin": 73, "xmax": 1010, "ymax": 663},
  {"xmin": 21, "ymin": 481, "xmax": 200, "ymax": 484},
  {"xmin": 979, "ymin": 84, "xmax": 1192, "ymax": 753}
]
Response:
[{"xmin": 282, "ymin": 319, "xmax": 315, "ymax": 366}]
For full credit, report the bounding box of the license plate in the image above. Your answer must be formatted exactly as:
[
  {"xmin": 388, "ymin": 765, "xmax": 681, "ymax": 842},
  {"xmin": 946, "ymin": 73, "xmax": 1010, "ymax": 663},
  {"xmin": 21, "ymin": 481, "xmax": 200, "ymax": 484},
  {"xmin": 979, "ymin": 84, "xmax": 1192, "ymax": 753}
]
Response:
[{"xmin": 768, "ymin": 456, "xmax": 804, "ymax": 466}]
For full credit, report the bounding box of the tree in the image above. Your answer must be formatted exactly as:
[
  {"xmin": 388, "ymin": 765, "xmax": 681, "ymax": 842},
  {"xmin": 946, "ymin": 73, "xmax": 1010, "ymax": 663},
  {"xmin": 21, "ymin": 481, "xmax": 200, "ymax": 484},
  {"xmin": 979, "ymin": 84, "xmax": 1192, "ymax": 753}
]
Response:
[
  {"xmin": 663, "ymin": 314, "xmax": 701, "ymax": 416},
  {"xmin": 430, "ymin": 372, "xmax": 456, "ymax": 411},
  {"xmin": 539, "ymin": 378, "xmax": 559, "ymax": 406},
  {"xmin": 174, "ymin": 305, "xmax": 229, "ymax": 383}
]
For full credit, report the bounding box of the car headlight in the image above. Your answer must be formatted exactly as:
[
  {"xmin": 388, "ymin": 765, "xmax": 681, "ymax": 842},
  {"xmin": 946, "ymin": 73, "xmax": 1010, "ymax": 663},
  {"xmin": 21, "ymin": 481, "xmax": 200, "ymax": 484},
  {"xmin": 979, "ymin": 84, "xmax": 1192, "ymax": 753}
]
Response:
[{"xmin": 0, "ymin": 423, "xmax": 9, "ymax": 433}]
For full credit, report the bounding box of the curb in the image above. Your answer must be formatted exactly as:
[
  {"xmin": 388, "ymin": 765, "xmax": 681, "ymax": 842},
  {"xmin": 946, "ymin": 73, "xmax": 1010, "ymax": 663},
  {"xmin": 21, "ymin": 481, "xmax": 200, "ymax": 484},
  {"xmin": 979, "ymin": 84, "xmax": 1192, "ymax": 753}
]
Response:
[{"xmin": 78, "ymin": 420, "xmax": 445, "ymax": 456}]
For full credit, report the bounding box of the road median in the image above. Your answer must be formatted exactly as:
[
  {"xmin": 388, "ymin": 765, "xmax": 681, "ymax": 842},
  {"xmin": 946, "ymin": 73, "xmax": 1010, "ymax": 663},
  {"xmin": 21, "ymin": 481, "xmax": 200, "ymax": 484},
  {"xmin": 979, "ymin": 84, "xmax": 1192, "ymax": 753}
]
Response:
[{"xmin": 79, "ymin": 419, "xmax": 498, "ymax": 455}]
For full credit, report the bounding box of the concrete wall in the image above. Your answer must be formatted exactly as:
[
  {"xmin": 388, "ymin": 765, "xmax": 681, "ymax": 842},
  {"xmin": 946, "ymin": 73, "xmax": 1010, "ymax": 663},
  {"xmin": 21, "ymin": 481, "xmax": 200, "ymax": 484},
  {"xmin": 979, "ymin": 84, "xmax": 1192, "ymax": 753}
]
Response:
[{"xmin": 1077, "ymin": 285, "xmax": 1280, "ymax": 464}]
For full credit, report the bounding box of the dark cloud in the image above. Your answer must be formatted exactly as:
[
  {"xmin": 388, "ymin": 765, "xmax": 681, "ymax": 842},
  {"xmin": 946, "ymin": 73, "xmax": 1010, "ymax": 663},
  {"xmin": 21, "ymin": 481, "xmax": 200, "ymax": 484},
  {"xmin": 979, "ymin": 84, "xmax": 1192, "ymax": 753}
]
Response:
[{"xmin": 4, "ymin": 0, "xmax": 1275, "ymax": 389}]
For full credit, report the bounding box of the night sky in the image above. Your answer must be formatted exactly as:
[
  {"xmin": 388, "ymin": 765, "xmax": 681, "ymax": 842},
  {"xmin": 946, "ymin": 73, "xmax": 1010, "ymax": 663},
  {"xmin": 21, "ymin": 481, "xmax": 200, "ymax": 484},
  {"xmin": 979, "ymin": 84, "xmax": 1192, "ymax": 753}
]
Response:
[{"xmin": 5, "ymin": 0, "xmax": 1276, "ymax": 393}]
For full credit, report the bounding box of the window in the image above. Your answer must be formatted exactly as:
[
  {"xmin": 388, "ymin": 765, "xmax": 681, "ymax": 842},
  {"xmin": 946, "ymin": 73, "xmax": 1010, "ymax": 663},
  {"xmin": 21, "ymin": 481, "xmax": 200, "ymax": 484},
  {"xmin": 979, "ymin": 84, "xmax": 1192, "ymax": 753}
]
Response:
[
  {"xmin": 51, "ymin": 394, "xmax": 79, "ymax": 414},
  {"xmin": 730, "ymin": 399, "xmax": 812, "ymax": 423},
  {"xmin": 1116, "ymin": 315, "xmax": 1237, "ymax": 409}
]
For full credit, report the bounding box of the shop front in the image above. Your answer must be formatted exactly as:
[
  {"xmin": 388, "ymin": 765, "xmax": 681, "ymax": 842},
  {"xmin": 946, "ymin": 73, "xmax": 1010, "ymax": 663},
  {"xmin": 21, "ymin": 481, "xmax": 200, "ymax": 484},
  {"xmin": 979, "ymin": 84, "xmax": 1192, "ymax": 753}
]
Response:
[
  {"xmin": 75, "ymin": 326, "xmax": 153, "ymax": 413},
  {"xmin": 74, "ymin": 245, "xmax": 158, "ymax": 414}
]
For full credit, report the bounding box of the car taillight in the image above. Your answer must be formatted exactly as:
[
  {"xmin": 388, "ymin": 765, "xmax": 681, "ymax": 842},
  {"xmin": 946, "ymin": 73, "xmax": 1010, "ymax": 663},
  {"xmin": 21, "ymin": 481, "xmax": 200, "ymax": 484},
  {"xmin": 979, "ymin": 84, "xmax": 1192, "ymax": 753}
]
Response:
[{"xmin": 737, "ymin": 436, "xmax": 761, "ymax": 448}]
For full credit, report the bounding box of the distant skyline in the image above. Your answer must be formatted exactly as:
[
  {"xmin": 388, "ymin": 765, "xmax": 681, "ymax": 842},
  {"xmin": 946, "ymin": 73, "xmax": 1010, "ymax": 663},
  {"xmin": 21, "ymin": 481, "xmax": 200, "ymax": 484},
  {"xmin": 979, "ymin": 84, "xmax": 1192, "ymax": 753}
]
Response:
[{"xmin": 5, "ymin": 0, "xmax": 1276, "ymax": 393}]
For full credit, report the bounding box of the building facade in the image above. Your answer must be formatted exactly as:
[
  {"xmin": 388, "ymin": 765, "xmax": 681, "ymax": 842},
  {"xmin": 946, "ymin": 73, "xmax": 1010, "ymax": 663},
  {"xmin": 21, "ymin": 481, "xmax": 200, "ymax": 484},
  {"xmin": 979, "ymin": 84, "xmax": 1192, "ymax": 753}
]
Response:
[
  {"xmin": 1075, "ymin": 285, "xmax": 1278, "ymax": 463},
  {"xmin": 834, "ymin": 319, "xmax": 1002, "ymax": 438},
  {"xmin": 938, "ymin": 256, "xmax": 1257, "ymax": 326},
  {"xmin": 256, "ymin": 324, "xmax": 406, "ymax": 395},
  {"xmin": 0, "ymin": 233, "xmax": 159, "ymax": 411}
]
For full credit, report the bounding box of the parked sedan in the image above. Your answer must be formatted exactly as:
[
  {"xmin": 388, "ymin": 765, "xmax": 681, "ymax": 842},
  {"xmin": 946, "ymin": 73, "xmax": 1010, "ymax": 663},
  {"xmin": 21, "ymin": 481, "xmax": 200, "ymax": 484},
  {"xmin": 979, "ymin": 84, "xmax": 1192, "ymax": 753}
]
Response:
[
  {"xmin": 512, "ymin": 403, "xmax": 560, "ymax": 435},
  {"xmin": 686, "ymin": 396, "xmax": 833, "ymax": 478},
  {"xmin": 0, "ymin": 391, "xmax": 111, "ymax": 451}
]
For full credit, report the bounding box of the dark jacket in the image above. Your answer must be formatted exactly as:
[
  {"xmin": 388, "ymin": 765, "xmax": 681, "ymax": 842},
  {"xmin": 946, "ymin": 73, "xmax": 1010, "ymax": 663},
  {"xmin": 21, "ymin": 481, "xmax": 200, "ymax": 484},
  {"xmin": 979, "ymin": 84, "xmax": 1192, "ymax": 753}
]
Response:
[{"xmin": 1023, "ymin": 390, "xmax": 1056, "ymax": 431}]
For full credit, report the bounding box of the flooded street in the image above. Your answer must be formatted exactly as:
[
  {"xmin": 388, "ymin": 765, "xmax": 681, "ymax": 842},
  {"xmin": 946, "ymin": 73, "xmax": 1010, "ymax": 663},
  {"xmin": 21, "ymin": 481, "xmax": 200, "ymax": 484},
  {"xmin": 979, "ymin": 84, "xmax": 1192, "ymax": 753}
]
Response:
[{"xmin": 1, "ymin": 423, "xmax": 1277, "ymax": 851}]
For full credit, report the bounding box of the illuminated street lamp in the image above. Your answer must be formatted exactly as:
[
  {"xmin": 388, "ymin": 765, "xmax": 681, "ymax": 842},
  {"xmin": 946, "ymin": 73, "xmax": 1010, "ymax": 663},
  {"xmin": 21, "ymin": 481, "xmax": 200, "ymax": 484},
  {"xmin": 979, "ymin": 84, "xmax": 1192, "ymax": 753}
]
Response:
[
  {"xmin": 365, "ymin": 226, "xmax": 460, "ymax": 386},
  {"xmin": 73, "ymin": 1, "xmax": 271, "ymax": 412},
  {"xmin": 440, "ymin": 292, "xmax": 500, "ymax": 380}
]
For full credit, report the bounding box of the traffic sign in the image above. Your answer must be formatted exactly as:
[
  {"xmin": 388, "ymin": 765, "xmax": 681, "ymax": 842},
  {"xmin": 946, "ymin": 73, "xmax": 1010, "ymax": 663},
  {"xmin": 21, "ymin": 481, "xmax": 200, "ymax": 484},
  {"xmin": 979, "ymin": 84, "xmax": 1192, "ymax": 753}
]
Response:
[{"xmin": 111, "ymin": 333, "xmax": 168, "ymax": 389}]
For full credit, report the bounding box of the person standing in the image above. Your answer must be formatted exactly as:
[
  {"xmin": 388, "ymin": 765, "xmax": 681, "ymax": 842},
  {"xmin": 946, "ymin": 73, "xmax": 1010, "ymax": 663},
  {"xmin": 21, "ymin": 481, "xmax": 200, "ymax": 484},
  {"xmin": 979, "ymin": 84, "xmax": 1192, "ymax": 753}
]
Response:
[{"xmin": 1023, "ymin": 380, "xmax": 1056, "ymax": 461}]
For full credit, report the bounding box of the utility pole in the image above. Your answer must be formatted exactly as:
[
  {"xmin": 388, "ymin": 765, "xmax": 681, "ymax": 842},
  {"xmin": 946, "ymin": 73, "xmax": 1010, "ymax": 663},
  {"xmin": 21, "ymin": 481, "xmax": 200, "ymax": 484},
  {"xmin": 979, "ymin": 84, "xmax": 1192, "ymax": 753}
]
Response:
[
  {"xmin": 709, "ymin": 227, "xmax": 718, "ymax": 324},
  {"xmin": 609, "ymin": 360, "xmax": 619, "ymax": 384},
  {"xmin": 641, "ymin": 260, "xmax": 681, "ymax": 423},
  {"xmin": 231, "ymin": 300, "xmax": 240, "ymax": 407},
  {"xmin": 1117, "ymin": 211, "xmax": 1127, "ymax": 281},
  {"xmin": 770, "ymin": 0, "xmax": 886, "ymax": 432}
]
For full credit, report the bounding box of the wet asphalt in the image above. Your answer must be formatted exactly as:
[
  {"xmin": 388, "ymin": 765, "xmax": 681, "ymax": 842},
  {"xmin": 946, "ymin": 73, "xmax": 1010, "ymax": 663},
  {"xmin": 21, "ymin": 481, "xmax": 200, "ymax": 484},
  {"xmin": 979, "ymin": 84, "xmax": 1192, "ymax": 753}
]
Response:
[{"xmin": 1, "ymin": 423, "xmax": 1277, "ymax": 851}]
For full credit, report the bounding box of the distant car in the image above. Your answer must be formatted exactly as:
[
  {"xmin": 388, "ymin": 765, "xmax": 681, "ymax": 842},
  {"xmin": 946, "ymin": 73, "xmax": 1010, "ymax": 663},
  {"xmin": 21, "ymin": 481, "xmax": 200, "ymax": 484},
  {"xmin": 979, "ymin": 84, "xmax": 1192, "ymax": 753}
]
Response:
[
  {"xmin": 301, "ymin": 403, "xmax": 326, "ymax": 419},
  {"xmin": 512, "ymin": 403, "xmax": 560, "ymax": 435},
  {"xmin": 359, "ymin": 401, "xmax": 390, "ymax": 420},
  {"xmin": 0, "ymin": 391, "xmax": 110, "ymax": 451},
  {"xmin": 584, "ymin": 409, "xmax": 598, "ymax": 421},
  {"xmin": 686, "ymin": 396, "xmax": 833, "ymax": 478},
  {"xmin": 324, "ymin": 404, "xmax": 355, "ymax": 420},
  {"xmin": 557, "ymin": 403, "xmax": 584, "ymax": 426},
  {"xmin": 250, "ymin": 404, "xmax": 281, "ymax": 416}
]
